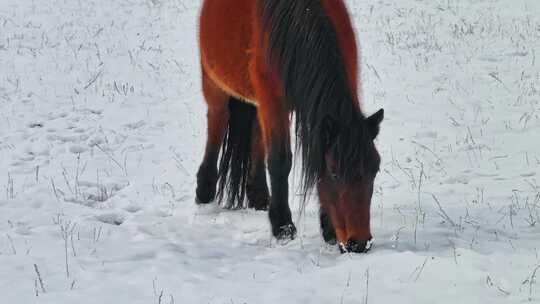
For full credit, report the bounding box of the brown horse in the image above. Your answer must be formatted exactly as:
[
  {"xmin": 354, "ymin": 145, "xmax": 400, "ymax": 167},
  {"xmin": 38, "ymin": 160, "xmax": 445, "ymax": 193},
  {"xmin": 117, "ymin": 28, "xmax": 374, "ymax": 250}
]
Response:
[{"xmin": 196, "ymin": 0, "xmax": 384, "ymax": 253}]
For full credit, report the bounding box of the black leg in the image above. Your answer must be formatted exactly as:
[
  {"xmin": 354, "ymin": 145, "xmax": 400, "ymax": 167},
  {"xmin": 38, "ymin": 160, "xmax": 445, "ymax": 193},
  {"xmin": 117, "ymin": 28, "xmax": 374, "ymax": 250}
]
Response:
[
  {"xmin": 247, "ymin": 119, "xmax": 270, "ymax": 210},
  {"xmin": 247, "ymin": 163, "xmax": 270, "ymax": 210},
  {"xmin": 195, "ymin": 153, "xmax": 219, "ymax": 204},
  {"xmin": 267, "ymin": 144, "xmax": 296, "ymax": 240}
]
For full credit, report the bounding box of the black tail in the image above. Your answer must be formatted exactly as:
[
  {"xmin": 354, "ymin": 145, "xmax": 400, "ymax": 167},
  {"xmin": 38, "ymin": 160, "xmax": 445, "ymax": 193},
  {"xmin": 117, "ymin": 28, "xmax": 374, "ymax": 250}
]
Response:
[{"xmin": 216, "ymin": 98, "xmax": 256, "ymax": 209}]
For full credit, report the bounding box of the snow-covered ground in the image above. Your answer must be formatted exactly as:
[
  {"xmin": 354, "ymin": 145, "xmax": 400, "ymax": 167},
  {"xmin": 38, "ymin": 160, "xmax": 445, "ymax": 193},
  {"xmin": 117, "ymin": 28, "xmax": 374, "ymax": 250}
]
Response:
[{"xmin": 1, "ymin": 0, "xmax": 540, "ymax": 303}]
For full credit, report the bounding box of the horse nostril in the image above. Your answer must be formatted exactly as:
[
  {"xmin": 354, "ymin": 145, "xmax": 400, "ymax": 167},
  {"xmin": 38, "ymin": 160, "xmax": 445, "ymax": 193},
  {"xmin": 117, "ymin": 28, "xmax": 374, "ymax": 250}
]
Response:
[{"xmin": 339, "ymin": 239, "xmax": 373, "ymax": 253}]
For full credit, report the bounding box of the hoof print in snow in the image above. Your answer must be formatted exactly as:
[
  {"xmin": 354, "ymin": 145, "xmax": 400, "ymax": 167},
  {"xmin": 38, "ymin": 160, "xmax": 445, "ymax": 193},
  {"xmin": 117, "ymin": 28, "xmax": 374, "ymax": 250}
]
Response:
[
  {"xmin": 63, "ymin": 182, "xmax": 128, "ymax": 207},
  {"xmin": 124, "ymin": 204, "xmax": 141, "ymax": 213},
  {"xmin": 28, "ymin": 122, "xmax": 44, "ymax": 128},
  {"xmin": 96, "ymin": 213, "xmax": 125, "ymax": 226}
]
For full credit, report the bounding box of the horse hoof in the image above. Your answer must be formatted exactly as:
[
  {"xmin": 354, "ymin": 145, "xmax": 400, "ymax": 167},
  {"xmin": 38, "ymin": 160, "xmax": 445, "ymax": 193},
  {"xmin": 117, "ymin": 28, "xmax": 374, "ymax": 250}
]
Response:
[
  {"xmin": 195, "ymin": 195, "xmax": 213, "ymax": 205},
  {"xmin": 249, "ymin": 195, "xmax": 269, "ymax": 210},
  {"xmin": 339, "ymin": 239, "xmax": 373, "ymax": 253},
  {"xmin": 321, "ymin": 226, "xmax": 337, "ymax": 245},
  {"xmin": 275, "ymin": 223, "xmax": 297, "ymax": 241},
  {"xmin": 248, "ymin": 196, "xmax": 269, "ymax": 210},
  {"xmin": 324, "ymin": 237, "xmax": 337, "ymax": 246},
  {"xmin": 247, "ymin": 187, "xmax": 270, "ymax": 210},
  {"xmin": 251, "ymin": 203, "xmax": 269, "ymax": 211}
]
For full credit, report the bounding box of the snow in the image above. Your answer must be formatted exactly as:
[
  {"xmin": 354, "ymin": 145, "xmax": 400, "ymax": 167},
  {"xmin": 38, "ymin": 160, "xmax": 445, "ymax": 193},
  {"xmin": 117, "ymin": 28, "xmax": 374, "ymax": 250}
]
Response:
[{"xmin": 1, "ymin": 0, "xmax": 540, "ymax": 303}]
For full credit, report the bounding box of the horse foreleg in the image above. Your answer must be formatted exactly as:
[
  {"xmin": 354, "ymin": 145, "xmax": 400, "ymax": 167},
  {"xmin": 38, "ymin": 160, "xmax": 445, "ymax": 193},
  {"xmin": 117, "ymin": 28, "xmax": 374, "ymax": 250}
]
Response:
[
  {"xmin": 258, "ymin": 103, "xmax": 296, "ymax": 240},
  {"xmin": 267, "ymin": 137, "xmax": 295, "ymax": 240}
]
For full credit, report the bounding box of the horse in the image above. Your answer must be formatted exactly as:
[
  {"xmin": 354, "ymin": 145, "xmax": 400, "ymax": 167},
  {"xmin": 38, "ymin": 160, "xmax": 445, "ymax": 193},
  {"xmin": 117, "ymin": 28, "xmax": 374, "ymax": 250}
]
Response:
[{"xmin": 195, "ymin": 0, "xmax": 384, "ymax": 253}]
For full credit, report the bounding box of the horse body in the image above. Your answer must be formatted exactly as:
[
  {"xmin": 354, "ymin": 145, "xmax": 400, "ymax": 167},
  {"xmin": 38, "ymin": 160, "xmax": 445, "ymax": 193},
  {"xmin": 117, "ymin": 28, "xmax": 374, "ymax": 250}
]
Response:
[
  {"xmin": 200, "ymin": 0, "xmax": 357, "ymax": 106},
  {"xmin": 196, "ymin": 0, "xmax": 384, "ymax": 253}
]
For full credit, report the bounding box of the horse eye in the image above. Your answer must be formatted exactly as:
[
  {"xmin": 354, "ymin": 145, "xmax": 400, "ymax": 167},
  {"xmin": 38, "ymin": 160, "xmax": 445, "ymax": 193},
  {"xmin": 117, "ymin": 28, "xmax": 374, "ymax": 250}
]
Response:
[{"xmin": 331, "ymin": 173, "xmax": 339, "ymax": 181}]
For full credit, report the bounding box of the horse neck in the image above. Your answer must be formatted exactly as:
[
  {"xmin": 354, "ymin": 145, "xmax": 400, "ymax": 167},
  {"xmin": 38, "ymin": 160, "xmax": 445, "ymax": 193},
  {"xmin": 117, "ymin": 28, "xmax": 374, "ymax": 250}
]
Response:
[{"xmin": 259, "ymin": 0, "xmax": 363, "ymax": 190}]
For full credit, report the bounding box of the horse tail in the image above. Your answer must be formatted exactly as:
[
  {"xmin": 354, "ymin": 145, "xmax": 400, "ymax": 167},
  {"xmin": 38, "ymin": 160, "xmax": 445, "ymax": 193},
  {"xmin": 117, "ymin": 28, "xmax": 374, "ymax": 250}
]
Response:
[{"xmin": 216, "ymin": 98, "xmax": 256, "ymax": 209}]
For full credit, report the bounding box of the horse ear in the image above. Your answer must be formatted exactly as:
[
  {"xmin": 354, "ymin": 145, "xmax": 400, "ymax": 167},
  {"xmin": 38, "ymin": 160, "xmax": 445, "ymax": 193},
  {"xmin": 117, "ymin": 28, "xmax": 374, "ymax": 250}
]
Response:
[
  {"xmin": 366, "ymin": 108, "xmax": 384, "ymax": 139},
  {"xmin": 321, "ymin": 115, "xmax": 339, "ymax": 149}
]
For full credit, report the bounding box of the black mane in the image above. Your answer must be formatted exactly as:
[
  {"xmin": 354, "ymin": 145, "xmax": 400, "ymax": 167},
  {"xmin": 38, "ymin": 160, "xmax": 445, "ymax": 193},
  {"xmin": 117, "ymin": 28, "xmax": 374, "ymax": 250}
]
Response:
[{"xmin": 258, "ymin": 0, "xmax": 374, "ymax": 193}]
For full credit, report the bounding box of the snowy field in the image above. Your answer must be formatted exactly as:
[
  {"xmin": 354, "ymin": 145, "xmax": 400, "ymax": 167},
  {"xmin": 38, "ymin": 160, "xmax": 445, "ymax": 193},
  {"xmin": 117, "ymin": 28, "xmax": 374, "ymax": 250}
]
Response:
[{"xmin": 1, "ymin": 0, "xmax": 540, "ymax": 303}]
